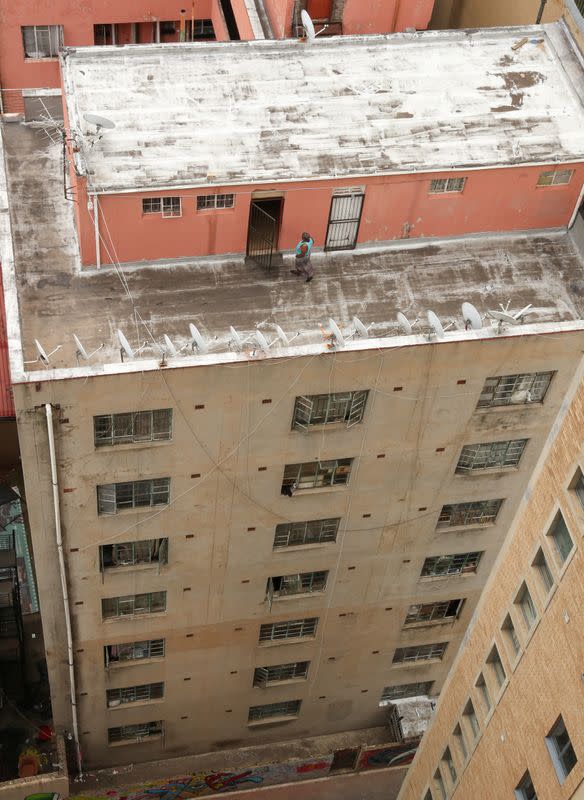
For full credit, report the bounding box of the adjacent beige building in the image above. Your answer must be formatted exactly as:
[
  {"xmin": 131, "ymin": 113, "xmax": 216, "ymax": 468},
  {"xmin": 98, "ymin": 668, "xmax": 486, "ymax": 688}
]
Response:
[
  {"xmin": 397, "ymin": 358, "xmax": 584, "ymax": 800},
  {"xmin": 431, "ymin": 0, "xmax": 564, "ymax": 29}
]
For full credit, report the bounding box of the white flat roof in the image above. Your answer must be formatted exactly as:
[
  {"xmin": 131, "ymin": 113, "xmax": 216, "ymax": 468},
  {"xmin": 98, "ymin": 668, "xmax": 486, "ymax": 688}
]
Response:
[{"xmin": 62, "ymin": 22, "xmax": 584, "ymax": 194}]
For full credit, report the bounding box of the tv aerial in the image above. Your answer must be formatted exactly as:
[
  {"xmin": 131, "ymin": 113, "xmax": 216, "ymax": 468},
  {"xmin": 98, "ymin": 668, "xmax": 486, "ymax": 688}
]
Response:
[
  {"xmin": 487, "ymin": 302, "xmax": 533, "ymax": 334},
  {"xmin": 461, "ymin": 302, "xmax": 483, "ymax": 331},
  {"xmin": 24, "ymin": 339, "xmax": 62, "ymax": 366},
  {"xmin": 73, "ymin": 333, "xmax": 104, "ymax": 363},
  {"xmin": 300, "ymin": 10, "xmax": 329, "ymax": 40},
  {"xmin": 396, "ymin": 312, "xmax": 418, "ymax": 336},
  {"xmin": 117, "ymin": 329, "xmax": 146, "ymax": 362}
]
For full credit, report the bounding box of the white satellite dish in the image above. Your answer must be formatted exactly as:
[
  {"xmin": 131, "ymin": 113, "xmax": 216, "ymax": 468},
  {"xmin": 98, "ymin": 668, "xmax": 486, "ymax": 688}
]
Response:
[
  {"xmin": 73, "ymin": 333, "xmax": 104, "ymax": 363},
  {"xmin": 514, "ymin": 304, "xmax": 533, "ymax": 321},
  {"xmin": 462, "ymin": 302, "xmax": 483, "ymax": 331},
  {"xmin": 301, "ymin": 10, "xmax": 316, "ymax": 40},
  {"xmin": 229, "ymin": 326, "xmax": 244, "ymax": 350},
  {"xmin": 274, "ymin": 325, "xmax": 290, "ymax": 347},
  {"xmin": 254, "ymin": 330, "xmax": 270, "ymax": 354},
  {"xmin": 427, "ymin": 310, "xmax": 445, "ymax": 340},
  {"xmin": 163, "ymin": 334, "xmax": 178, "ymax": 357},
  {"xmin": 353, "ymin": 316, "xmax": 369, "ymax": 339},
  {"xmin": 35, "ymin": 339, "xmax": 49, "ymax": 364},
  {"xmin": 189, "ymin": 323, "xmax": 209, "ymax": 354},
  {"xmin": 397, "ymin": 312, "xmax": 413, "ymax": 335},
  {"xmin": 487, "ymin": 310, "xmax": 520, "ymax": 325},
  {"xmin": 83, "ymin": 113, "xmax": 116, "ymax": 131},
  {"xmin": 117, "ymin": 329, "xmax": 135, "ymax": 361},
  {"xmin": 328, "ymin": 318, "xmax": 346, "ymax": 348}
]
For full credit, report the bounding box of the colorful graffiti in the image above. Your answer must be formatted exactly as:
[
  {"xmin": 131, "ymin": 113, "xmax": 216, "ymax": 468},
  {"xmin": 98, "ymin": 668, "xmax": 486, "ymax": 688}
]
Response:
[{"xmin": 357, "ymin": 740, "xmax": 420, "ymax": 771}]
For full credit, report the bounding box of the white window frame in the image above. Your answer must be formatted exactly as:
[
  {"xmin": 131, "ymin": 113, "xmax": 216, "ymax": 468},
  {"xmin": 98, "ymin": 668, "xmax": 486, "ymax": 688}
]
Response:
[
  {"xmin": 22, "ymin": 25, "xmax": 63, "ymax": 58},
  {"xmin": 456, "ymin": 439, "xmax": 527, "ymax": 473},
  {"xmin": 477, "ymin": 372, "xmax": 554, "ymax": 408},
  {"xmin": 142, "ymin": 197, "xmax": 182, "ymax": 217},
  {"xmin": 546, "ymin": 512, "xmax": 574, "ymax": 566},
  {"xmin": 97, "ymin": 478, "xmax": 170, "ymax": 515},
  {"xmin": 429, "ymin": 177, "xmax": 466, "ymax": 194},
  {"xmin": 292, "ymin": 391, "xmax": 368, "ymax": 431},
  {"xmin": 537, "ymin": 170, "xmax": 573, "ymax": 187},
  {"xmin": 545, "ymin": 716, "xmax": 578, "ymax": 784},
  {"xmin": 196, "ymin": 193, "xmax": 235, "ymax": 210}
]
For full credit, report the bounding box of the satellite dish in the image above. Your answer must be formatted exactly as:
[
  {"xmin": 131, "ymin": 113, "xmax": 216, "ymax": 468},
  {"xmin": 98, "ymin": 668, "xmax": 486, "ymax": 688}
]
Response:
[
  {"xmin": 274, "ymin": 325, "xmax": 290, "ymax": 347},
  {"xmin": 83, "ymin": 113, "xmax": 116, "ymax": 131},
  {"xmin": 397, "ymin": 312, "xmax": 413, "ymax": 335},
  {"xmin": 487, "ymin": 310, "xmax": 520, "ymax": 325},
  {"xmin": 117, "ymin": 329, "xmax": 135, "ymax": 360},
  {"xmin": 163, "ymin": 334, "xmax": 178, "ymax": 356},
  {"xmin": 427, "ymin": 310, "xmax": 445, "ymax": 340},
  {"xmin": 462, "ymin": 302, "xmax": 483, "ymax": 331},
  {"xmin": 35, "ymin": 339, "xmax": 49, "ymax": 364},
  {"xmin": 514, "ymin": 304, "xmax": 533, "ymax": 321},
  {"xmin": 73, "ymin": 334, "xmax": 89, "ymax": 360},
  {"xmin": 229, "ymin": 326, "xmax": 244, "ymax": 350},
  {"xmin": 255, "ymin": 330, "xmax": 270, "ymax": 354},
  {"xmin": 353, "ymin": 316, "xmax": 369, "ymax": 339},
  {"xmin": 328, "ymin": 318, "xmax": 345, "ymax": 348},
  {"xmin": 301, "ymin": 10, "xmax": 316, "ymax": 40},
  {"xmin": 189, "ymin": 324, "xmax": 209, "ymax": 354}
]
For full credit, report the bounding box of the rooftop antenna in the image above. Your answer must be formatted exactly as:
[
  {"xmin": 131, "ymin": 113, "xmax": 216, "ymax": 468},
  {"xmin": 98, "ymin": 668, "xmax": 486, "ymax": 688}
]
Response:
[
  {"xmin": 352, "ymin": 316, "xmax": 371, "ymax": 339},
  {"xmin": 163, "ymin": 334, "xmax": 178, "ymax": 357},
  {"xmin": 73, "ymin": 333, "xmax": 104, "ymax": 363},
  {"xmin": 300, "ymin": 10, "xmax": 329, "ymax": 40},
  {"xmin": 461, "ymin": 302, "xmax": 483, "ymax": 331},
  {"xmin": 117, "ymin": 329, "xmax": 147, "ymax": 362},
  {"xmin": 487, "ymin": 301, "xmax": 533, "ymax": 334},
  {"xmin": 426, "ymin": 310, "xmax": 454, "ymax": 341},
  {"xmin": 229, "ymin": 326, "xmax": 245, "ymax": 351},
  {"xmin": 83, "ymin": 113, "xmax": 116, "ymax": 134},
  {"xmin": 189, "ymin": 323, "xmax": 209, "ymax": 354},
  {"xmin": 274, "ymin": 325, "xmax": 301, "ymax": 348},
  {"xmin": 396, "ymin": 312, "xmax": 418, "ymax": 336},
  {"xmin": 24, "ymin": 339, "xmax": 63, "ymax": 366}
]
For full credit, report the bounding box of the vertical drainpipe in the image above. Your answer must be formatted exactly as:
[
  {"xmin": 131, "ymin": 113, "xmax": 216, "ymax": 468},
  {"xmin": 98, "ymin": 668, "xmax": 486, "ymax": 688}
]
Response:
[
  {"xmin": 92, "ymin": 195, "xmax": 101, "ymax": 269},
  {"xmin": 45, "ymin": 404, "xmax": 83, "ymax": 778},
  {"xmin": 391, "ymin": 0, "xmax": 401, "ymax": 32}
]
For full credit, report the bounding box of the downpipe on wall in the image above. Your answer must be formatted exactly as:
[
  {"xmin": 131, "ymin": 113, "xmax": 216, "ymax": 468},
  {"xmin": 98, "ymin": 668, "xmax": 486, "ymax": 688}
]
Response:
[{"xmin": 45, "ymin": 403, "xmax": 83, "ymax": 778}]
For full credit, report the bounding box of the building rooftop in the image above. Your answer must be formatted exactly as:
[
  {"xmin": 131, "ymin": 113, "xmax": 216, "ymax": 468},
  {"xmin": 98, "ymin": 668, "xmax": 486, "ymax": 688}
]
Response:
[
  {"xmin": 61, "ymin": 21, "xmax": 584, "ymax": 194},
  {"xmin": 3, "ymin": 122, "xmax": 584, "ymax": 382}
]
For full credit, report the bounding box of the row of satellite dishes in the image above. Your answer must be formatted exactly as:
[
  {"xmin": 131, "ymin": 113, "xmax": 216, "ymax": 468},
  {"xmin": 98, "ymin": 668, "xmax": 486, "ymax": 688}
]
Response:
[{"xmin": 26, "ymin": 302, "xmax": 534, "ymax": 367}]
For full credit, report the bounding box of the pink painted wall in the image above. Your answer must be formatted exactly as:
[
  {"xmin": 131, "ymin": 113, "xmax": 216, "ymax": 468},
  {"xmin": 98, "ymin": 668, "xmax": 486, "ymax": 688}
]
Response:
[
  {"xmin": 343, "ymin": 0, "xmax": 435, "ymax": 34},
  {"xmin": 229, "ymin": 0, "xmax": 256, "ymax": 39},
  {"xmin": 262, "ymin": 0, "xmax": 295, "ymax": 38},
  {"xmin": 0, "ymin": 0, "xmax": 229, "ymax": 108},
  {"xmin": 76, "ymin": 164, "xmax": 584, "ymax": 267}
]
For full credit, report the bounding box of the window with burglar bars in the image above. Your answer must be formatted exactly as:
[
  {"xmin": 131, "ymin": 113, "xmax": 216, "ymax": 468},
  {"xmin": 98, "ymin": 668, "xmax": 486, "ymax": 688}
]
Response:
[
  {"xmin": 193, "ymin": 19, "xmax": 216, "ymax": 38},
  {"xmin": 379, "ymin": 681, "xmax": 434, "ymax": 705},
  {"xmin": 108, "ymin": 721, "xmax": 163, "ymax": 744},
  {"xmin": 273, "ymin": 518, "xmax": 340, "ymax": 548},
  {"xmin": 292, "ymin": 391, "xmax": 368, "ymax": 430},
  {"xmin": 94, "ymin": 409, "xmax": 172, "ymax": 446},
  {"xmin": 437, "ymin": 499, "xmax": 502, "ymax": 529},
  {"xmin": 197, "ymin": 194, "xmax": 235, "ymax": 210},
  {"xmin": 97, "ymin": 478, "xmax": 170, "ymax": 514},
  {"xmin": 537, "ymin": 170, "xmax": 573, "ymax": 187},
  {"xmin": 266, "ymin": 571, "xmax": 328, "ymax": 601},
  {"xmin": 429, "ymin": 177, "xmax": 466, "ymax": 193},
  {"xmin": 253, "ymin": 661, "xmax": 310, "ymax": 687},
  {"xmin": 107, "ymin": 682, "xmax": 164, "ymax": 707},
  {"xmin": 22, "ymin": 25, "xmax": 63, "ymax": 58},
  {"xmin": 258, "ymin": 617, "xmax": 318, "ymax": 643},
  {"xmin": 142, "ymin": 197, "xmax": 181, "ymax": 217},
  {"xmin": 404, "ymin": 599, "xmax": 464, "ymax": 626},
  {"xmin": 104, "ymin": 639, "xmax": 164, "ymax": 667},
  {"xmin": 248, "ymin": 699, "xmax": 301, "ymax": 722},
  {"xmin": 100, "ymin": 538, "xmax": 168, "ymax": 570},
  {"xmin": 102, "ymin": 591, "xmax": 166, "ymax": 619},
  {"xmin": 421, "ymin": 551, "xmax": 483, "ymax": 578},
  {"xmin": 281, "ymin": 459, "xmax": 353, "ymax": 494},
  {"xmin": 456, "ymin": 439, "xmax": 527, "ymax": 473},
  {"xmin": 392, "ymin": 642, "xmax": 448, "ymax": 664},
  {"xmin": 477, "ymin": 372, "xmax": 554, "ymax": 408}
]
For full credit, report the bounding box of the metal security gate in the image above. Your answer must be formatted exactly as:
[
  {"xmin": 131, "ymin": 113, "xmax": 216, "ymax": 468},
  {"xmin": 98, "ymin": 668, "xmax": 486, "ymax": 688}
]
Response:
[
  {"xmin": 325, "ymin": 192, "xmax": 364, "ymax": 251},
  {"xmin": 247, "ymin": 202, "xmax": 278, "ymax": 269}
]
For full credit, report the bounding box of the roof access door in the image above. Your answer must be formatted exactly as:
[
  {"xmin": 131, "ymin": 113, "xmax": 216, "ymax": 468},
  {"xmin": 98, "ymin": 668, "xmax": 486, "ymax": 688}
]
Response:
[
  {"xmin": 247, "ymin": 197, "xmax": 283, "ymax": 270},
  {"xmin": 325, "ymin": 190, "xmax": 364, "ymax": 252}
]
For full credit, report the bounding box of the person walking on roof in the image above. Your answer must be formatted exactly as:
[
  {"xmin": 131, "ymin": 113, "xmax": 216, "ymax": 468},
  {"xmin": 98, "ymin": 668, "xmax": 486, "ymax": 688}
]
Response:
[{"xmin": 291, "ymin": 232, "xmax": 314, "ymax": 283}]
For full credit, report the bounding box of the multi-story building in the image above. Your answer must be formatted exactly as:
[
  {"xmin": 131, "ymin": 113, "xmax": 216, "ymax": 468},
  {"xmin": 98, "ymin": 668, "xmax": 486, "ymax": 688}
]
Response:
[
  {"xmin": 431, "ymin": 0, "xmax": 565, "ymax": 29},
  {"xmin": 396, "ymin": 360, "xmax": 584, "ymax": 800}
]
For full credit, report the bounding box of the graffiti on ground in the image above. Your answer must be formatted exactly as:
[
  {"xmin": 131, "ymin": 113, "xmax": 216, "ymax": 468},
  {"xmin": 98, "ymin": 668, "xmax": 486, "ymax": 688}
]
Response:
[
  {"xmin": 71, "ymin": 756, "xmax": 334, "ymax": 799},
  {"xmin": 358, "ymin": 741, "xmax": 420, "ymax": 771}
]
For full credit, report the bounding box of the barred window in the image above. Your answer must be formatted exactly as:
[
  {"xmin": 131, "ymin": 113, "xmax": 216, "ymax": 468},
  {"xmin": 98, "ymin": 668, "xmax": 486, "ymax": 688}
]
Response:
[
  {"xmin": 537, "ymin": 170, "xmax": 573, "ymax": 187},
  {"xmin": 421, "ymin": 552, "xmax": 483, "ymax": 578},
  {"xmin": 142, "ymin": 197, "xmax": 181, "ymax": 217},
  {"xmin": 104, "ymin": 639, "xmax": 164, "ymax": 667},
  {"xmin": 102, "ymin": 591, "xmax": 166, "ymax": 619},
  {"xmin": 108, "ymin": 721, "xmax": 163, "ymax": 744},
  {"xmin": 273, "ymin": 518, "xmax": 340, "ymax": 548},
  {"xmin": 429, "ymin": 177, "xmax": 466, "ymax": 194},
  {"xmin": 456, "ymin": 439, "xmax": 527, "ymax": 473},
  {"xmin": 477, "ymin": 372, "xmax": 554, "ymax": 408},
  {"xmin": 292, "ymin": 391, "xmax": 368, "ymax": 430},
  {"xmin": 97, "ymin": 478, "xmax": 170, "ymax": 514},
  {"xmin": 196, "ymin": 193, "xmax": 235, "ymax": 210},
  {"xmin": 437, "ymin": 499, "xmax": 502, "ymax": 529},
  {"xmin": 106, "ymin": 682, "xmax": 164, "ymax": 707},
  {"xmin": 267, "ymin": 571, "xmax": 328, "ymax": 600},
  {"xmin": 281, "ymin": 459, "xmax": 353, "ymax": 494},
  {"xmin": 100, "ymin": 538, "xmax": 168, "ymax": 570},
  {"xmin": 94, "ymin": 409, "xmax": 172, "ymax": 446},
  {"xmin": 258, "ymin": 617, "xmax": 318, "ymax": 643},
  {"xmin": 253, "ymin": 661, "xmax": 309, "ymax": 687},
  {"xmin": 22, "ymin": 25, "xmax": 63, "ymax": 58},
  {"xmin": 379, "ymin": 681, "xmax": 434, "ymax": 705},
  {"xmin": 248, "ymin": 700, "xmax": 301, "ymax": 723},
  {"xmin": 392, "ymin": 642, "xmax": 448, "ymax": 664},
  {"xmin": 404, "ymin": 599, "xmax": 463, "ymax": 626},
  {"xmin": 193, "ymin": 19, "xmax": 215, "ymax": 39}
]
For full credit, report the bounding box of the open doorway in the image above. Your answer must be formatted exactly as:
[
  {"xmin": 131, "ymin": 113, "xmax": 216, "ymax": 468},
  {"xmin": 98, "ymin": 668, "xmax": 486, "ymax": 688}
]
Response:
[
  {"xmin": 247, "ymin": 197, "xmax": 283, "ymax": 270},
  {"xmin": 308, "ymin": 0, "xmax": 334, "ymax": 20}
]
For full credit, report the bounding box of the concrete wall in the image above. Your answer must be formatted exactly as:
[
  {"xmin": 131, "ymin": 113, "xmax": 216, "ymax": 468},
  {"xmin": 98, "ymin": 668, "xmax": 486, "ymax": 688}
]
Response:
[
  {"xmin": 0, "ymin": 736, "xmax": 68, "ymax": 800},
  {"xmin": 78, "ymin": 164, "xmax": 584, "ymax": 267},
  {"xmin": 13, "ymin": 329, "xmax": 584, "ymax": 769},
  {"xmin": 397, "ymin": 365, "xmax": 584, "ymax": 799},
  {"xmin": 430, "ymin": 0, "xmax": 563, "ymax": 29}
]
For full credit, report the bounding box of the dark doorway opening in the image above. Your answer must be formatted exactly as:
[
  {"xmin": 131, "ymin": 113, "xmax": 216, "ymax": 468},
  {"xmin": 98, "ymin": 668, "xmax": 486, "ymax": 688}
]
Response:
[
  {"xmin": 219, "ymin": 0, "xmax": 240, "ymax": 40},
  {"xmin": 330, "ymin": 747, "xmax": 360, "ymax": 773},
  {"xmin": 247, "ymin": 197, "xmax": 283, "ymax": 270}
]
